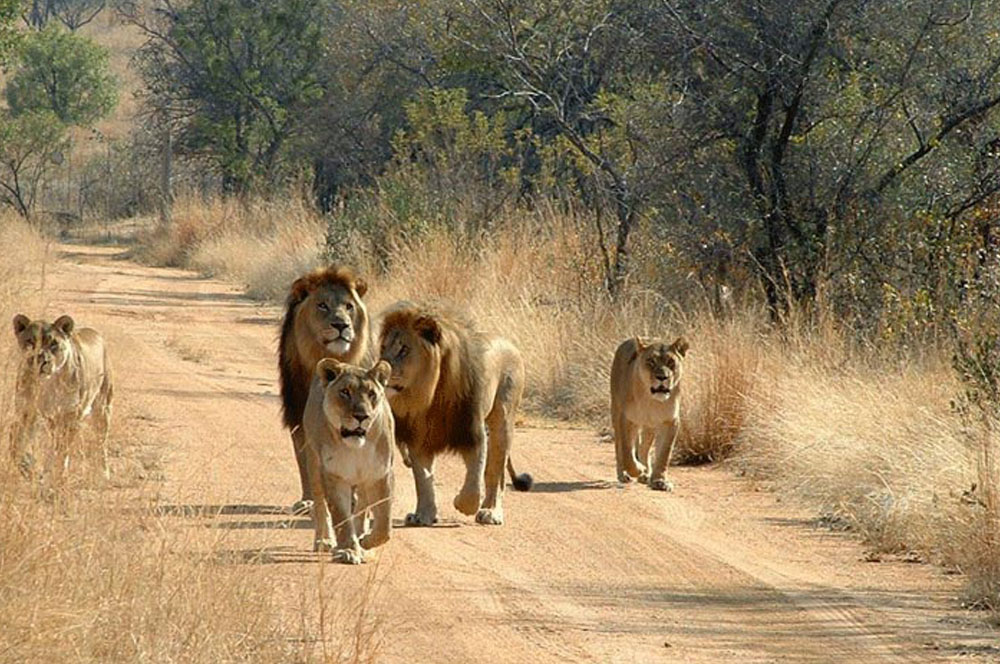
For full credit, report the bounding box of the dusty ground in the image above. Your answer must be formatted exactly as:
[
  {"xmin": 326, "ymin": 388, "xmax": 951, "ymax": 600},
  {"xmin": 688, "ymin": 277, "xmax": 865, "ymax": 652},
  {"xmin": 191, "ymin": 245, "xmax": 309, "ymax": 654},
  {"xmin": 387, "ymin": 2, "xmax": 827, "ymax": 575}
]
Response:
[{"xmin": 38, "ymin": 242, "xmax": 1000, "ymax": 662}]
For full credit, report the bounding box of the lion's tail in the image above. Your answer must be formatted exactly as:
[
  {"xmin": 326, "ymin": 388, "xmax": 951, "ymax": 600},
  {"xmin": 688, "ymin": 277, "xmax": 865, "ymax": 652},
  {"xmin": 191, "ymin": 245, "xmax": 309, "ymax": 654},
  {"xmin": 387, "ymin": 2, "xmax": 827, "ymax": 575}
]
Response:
[{"xmin": 506, "ymin": 457, "xmax": 533, "ymax": 492}]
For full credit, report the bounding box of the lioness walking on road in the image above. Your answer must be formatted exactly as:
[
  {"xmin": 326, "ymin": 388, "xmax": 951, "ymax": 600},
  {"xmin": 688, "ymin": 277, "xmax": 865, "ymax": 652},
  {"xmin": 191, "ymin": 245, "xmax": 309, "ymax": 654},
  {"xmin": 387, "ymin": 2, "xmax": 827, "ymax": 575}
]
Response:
[{"xmin": 610, "ymin": 336, "xmax": 689, "ymax": 490}]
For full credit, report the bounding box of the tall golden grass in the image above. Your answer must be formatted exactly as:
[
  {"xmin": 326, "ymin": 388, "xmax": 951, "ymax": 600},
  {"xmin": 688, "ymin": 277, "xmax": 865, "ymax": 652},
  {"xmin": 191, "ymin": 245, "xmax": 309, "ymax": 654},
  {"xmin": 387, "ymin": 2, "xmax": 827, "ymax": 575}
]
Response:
[
  {"xmin": 130, "ymin": 194, "xmax": 1000, "ymax": 618},
  {"xmin": 0, "ymin": 215, "xmax": 382, "ymax": 662}
]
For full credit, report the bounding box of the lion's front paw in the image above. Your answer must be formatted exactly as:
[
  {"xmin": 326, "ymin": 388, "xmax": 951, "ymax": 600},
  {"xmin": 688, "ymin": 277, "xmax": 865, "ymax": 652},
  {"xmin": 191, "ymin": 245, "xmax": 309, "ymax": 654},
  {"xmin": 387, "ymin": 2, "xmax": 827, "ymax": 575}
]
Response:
[
  {"xmin": 475, "ymin": 508, "xmax": 504, "ymax": 525},
  {"xmin": 617, "ymin": 471, "xmax": 634, "ymax": 484},
  {"xmin": 313, "ymin": 537, "xmax": 336, "ymax": 553},
  {"xmin": 637, "ymin": 472, "xmax": 650, "ymax": 484},
  {"xmin": 649, "ymin": 478, "xmax": 674, "ymax": 492},
  {"xmin": 291, "ymin": 499, "xmax": 314, "ymax": 516},
  {"xmin": 334, "ymin": 547, "xmax": 366, "ymax": 565},
  {"xmin": 404, "ymin": 511, "xmax": 438, "ymax": 527},
  {"xmin": 453, "ymin": 489, "xmax": 482, "ymax": 516}
]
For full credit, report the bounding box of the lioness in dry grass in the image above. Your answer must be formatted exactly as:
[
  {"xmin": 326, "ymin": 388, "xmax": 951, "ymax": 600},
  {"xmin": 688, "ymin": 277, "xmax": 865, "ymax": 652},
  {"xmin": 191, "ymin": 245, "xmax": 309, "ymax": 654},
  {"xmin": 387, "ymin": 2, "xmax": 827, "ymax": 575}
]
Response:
[
  {"xmin": 11, "ymin": 314, "xmax": 113, "ymax": 477},
  {"xmin": 378, "ymin": 301, "xmax": 533, "ymax": 527},
  {"xmin": 610, "ymin": 336, "xmax": 689, "ymax": 490},
  {"xmin": 302, "ymin": 358, "xmax": 394, "ymax": 564},
  {"xmin": 278, "ymin": 266, "xmax": 370, "ymax": 515}
]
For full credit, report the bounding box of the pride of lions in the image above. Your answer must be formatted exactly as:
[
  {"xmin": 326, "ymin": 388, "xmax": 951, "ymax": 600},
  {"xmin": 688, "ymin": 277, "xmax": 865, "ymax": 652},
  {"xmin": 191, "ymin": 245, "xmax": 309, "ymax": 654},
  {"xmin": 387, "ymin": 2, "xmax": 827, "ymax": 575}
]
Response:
[{"xmin": 10, "ymin": 264, "xmax": 687, "ymax": 565}]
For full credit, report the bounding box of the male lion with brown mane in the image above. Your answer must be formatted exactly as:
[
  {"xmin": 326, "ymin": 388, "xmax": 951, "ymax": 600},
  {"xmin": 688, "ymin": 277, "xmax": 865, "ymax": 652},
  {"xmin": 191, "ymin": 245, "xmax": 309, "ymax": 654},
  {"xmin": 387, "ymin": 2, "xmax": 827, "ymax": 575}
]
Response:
[
  {"xmin": 610, "ymin": 336, "xmax": 689, "ymax": 491},
  {"xmin": 378, "ymin": 301, "xmax": 533, "ymax": 526},
  {"xmin": 11, "ymin": 314, "xmax": 113, "ymax": 477},
  {"xmin": 279, "ymin": 266, "xmax": 369, "ymax": 514}
]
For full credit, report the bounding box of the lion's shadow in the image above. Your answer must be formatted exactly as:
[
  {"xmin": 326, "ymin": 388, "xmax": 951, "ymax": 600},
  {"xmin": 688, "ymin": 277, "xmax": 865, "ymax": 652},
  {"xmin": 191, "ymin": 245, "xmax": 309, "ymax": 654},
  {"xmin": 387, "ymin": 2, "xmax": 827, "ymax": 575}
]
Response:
[{"xmin": 528, "ymin": 480, "xmax": 615, "ymax": 494}]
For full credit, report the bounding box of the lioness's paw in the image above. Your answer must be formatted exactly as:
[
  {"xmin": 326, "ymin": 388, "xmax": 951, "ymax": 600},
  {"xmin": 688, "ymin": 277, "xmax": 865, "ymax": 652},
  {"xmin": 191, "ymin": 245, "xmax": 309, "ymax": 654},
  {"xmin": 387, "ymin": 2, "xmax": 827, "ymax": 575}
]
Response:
[
  {"xmin": 637, "ymin": 472, "xmax": 650, "ymax": 484},
  {"xmin": 291, "ymin": 499, "xmax": 314, "ymax": 516},
  {"xmin": 453, "ymin": 490, "xmax": 482, "ymax": 516},
  {"xmin": 404, "ymin": 511, "xmax": 438, "ymax": 527},
  {"xmin": 360, "ymin": 532, "xmax": 390, "ymax": 549},
  {"xmin": 649, "ymin": 478, "xmax": 674, "ymax": 492},
  {"xmin": 313, "ymin": 538, "xmax": 336, "ymax": 553},
  {"xmin": 617, "ymin": 472, "xmax": 634, "ymax": 484},
  {"xmin": 475, "ymin": 508, "xmax": 504, "ymax": 526},
  {"xmin": 334, "ymin": 548, "xmax": 366, "ymax": 565}
]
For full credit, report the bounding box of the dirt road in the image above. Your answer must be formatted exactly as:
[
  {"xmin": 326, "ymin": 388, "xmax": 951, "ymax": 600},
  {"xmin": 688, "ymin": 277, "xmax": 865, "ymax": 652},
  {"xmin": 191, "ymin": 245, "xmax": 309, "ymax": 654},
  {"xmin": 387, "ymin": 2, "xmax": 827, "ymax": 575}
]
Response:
[{"xmin": 43, "ymin": 243, "xmax": 997, "ymax": 662}]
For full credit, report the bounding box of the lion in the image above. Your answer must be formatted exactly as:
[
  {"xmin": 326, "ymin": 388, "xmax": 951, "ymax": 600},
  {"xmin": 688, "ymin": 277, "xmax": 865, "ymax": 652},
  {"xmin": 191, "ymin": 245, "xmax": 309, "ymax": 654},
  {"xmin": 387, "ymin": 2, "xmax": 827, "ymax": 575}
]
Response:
[
  {"xmin": 11, "ymin": 314, "xmax": 113, "ymax": 477},
  {"xmin": 302, "ymin": 358, "xmax": 394, "ymax": 564},
  {"xmin": 610, "ymin": 336, "xmax": 689, "ymax": 491},
  {"xmin": 279, "ymin": 266, "xmax": 370, "ymax": 515},
  {"xmin": 378, "ymin": 301, "xmax": 533, "ymax": 527}
]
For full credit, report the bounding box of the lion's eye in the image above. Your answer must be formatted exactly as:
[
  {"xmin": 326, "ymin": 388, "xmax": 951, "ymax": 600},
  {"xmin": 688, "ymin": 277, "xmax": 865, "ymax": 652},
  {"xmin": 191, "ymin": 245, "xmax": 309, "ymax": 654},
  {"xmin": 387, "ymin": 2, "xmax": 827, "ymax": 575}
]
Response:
[
  {"xmin": 400, "ymin": 346, "xmax": 409, "ymax": 359},
  {"xmin": 345, "ymin": 302, "xmax": 354, "ymax": 312},
  {"xmin": 49, "ymin": 343, "xmax": 59, "ymax": 351},
  {"xmin": 368, "ymin": 390, "xmax": 376, "ymax": 400},
  {"xmin": 318, "ymin": 302, "xmax": 329, "ymax": 312},
  {"xmin": 340, "ymin": 388, "xmax": 350, "ymax": 399}
]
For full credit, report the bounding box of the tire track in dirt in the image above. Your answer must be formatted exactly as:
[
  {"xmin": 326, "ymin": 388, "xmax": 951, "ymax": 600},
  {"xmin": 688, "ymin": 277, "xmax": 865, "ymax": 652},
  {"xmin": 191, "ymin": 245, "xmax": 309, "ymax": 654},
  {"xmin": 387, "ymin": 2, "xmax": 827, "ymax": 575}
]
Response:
[{"xmin": 42, "ymin": 242, "xmax": 998, "ymax": 663}]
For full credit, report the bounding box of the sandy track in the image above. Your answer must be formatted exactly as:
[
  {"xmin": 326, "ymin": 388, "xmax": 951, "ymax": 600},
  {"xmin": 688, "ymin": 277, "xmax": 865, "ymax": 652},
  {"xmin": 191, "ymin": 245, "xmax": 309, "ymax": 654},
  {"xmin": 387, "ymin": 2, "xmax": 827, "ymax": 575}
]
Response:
[{"xmin": 44, "ymin": 243, "xmax": 997, "ymax": 663}]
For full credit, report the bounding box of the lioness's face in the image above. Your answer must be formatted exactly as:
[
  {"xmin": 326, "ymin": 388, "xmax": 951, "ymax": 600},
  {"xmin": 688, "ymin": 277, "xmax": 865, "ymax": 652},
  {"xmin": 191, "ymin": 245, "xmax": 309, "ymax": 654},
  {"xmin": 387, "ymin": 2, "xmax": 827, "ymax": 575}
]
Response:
[
  {"xmin": 637, "ymin": 337, "xmax": 688, "ymax": 402},
  {"xmin": 301, "ymin": 283, "xmax": 367, "ymax": 356},
  {"xmin": 316, "ymin": 359, "xmax": 391, "ymax": 449},
  {"xmin": 378, "ymin": 318, "xmax": 441, "ymax": 402},
  {"xmin": 13, "ymin": 314, "xmax": 75, "ymax": 378}
]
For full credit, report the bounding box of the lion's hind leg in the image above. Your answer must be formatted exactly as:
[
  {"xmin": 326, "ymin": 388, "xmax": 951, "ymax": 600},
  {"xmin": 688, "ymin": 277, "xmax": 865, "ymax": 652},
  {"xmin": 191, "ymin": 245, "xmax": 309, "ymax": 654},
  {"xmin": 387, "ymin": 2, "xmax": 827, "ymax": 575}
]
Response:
[
  {"xmin": 453, "ymin": 423, "xmax": 486, "ymax": 517},
  {"xmin": 93, "ymin": 371, "xmax": 113, "ymax": 479},
  {"xmin": 477, "ymin": 405, "xmax": 512, "ymax": 526}
]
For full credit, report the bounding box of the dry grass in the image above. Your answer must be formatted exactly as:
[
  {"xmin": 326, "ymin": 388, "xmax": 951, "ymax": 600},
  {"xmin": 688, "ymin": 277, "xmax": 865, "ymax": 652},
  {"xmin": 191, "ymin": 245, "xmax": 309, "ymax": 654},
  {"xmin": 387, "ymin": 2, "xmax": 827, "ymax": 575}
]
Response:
[
  {"xmin": 127, "ymin": 195, "xmax": 1000, "ymax": 617},
  {"xmin": 0, "ymin": 214, "xmax": 382, "ymax": 662}
]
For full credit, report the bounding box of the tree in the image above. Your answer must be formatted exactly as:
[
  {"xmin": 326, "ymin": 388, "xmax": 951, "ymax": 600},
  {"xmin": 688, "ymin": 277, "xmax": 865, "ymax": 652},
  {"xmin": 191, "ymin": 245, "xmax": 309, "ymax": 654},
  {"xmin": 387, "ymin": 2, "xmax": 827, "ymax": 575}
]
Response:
[
  {"xmin": 6, "ymin": 25, "xmax": 118, "ymax": 126},
  {"xmin": 443, "ymin": 0, "xmax": 670, "ymax": 300},
  {"xmin": 125, "ymin": 0, "xmax": 325, "ymax": 195},
  {"xmin": 52, "ymin": 0, "xmax": 106, "ymax": 31},
  {"xmin": 0, "ymin": 110, "xmax": 68, "ymax": 217},
  {"xmin": 645, "ymin": 0, "xmax": 1000, "ymax": 319}
]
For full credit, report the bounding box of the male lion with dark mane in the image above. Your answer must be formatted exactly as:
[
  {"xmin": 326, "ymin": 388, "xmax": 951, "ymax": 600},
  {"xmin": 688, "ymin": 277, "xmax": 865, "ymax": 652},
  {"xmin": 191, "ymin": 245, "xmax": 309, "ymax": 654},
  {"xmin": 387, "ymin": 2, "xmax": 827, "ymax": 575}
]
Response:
[
  {"xmin": 378, "ymin": 301, "xmax": 533, "ymax": 526},
  {"xmin": 610, "ymin": 336, "xmax": 689, "ymax": 490},
  {"xmin": 11, "ymin": 314, "xmax": 113, "ymax": 477},
  {"xmin": 278, "ymin": 266, "xmax": 369, "ymax": 514}
]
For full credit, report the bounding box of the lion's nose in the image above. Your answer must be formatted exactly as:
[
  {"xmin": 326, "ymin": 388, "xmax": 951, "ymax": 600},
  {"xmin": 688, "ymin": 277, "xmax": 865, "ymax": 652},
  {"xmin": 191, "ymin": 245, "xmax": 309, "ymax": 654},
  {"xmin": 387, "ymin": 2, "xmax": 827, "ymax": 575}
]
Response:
[
  {"xmin": 654, "ymin": 371, "xmax": 669, "ymax": 381},
  {"xmin": 331, "ymin": 320, "xmax": 349, "ymax": 332},
  {"xmin": 353, "ymin": 413, "xmax": 369, "ymax": 425}
]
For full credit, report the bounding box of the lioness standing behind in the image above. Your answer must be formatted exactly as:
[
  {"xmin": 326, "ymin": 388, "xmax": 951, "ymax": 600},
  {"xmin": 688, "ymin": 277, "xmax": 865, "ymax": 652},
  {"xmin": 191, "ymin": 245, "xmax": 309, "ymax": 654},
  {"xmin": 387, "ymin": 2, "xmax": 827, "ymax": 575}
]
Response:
[
  {"xmin": 610, "ymin": 336, "xmax": 689, "ymax": 490},
  {"xmin": 302, "ymin": 358, "xmax": 394, "ymax": 564},
  {"xmin": 11, "ymin": 314, "xmax": 113, "ymax": 477}
]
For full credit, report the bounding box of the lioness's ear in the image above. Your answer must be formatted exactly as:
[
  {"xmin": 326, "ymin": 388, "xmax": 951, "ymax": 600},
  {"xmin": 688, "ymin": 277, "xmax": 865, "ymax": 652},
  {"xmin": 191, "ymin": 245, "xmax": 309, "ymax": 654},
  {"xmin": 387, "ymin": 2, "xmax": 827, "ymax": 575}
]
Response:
[
  {"xmin": 317, "ymin": 358, "xmax": 345, "ymax": 386},
  {"xmin": 414, "ymin": 315, "xmax": 442, "ymax": 344},
  {"xmin": 670, "ymin": 336, "xmax": 689, "ymax": 357},
  {"xmin": 13, "ymin": 314, "xmax": 30, "ymax": 338},
  {"xmin": 353, "ymin": 278, "xmax": 368, "ymax": 299},
  {"xmin": 369, "ymin": 360, "xmax": 391, "ymax": 388},
  {"xmin": 53, "ymin": 315, "xmax": 75, "ymax": 336}
]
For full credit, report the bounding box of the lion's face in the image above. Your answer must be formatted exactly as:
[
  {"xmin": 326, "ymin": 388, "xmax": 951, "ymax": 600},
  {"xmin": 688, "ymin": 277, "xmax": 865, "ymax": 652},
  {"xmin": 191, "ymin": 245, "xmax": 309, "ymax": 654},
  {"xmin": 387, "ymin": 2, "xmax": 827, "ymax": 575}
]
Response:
[
  {"xmin": 378, "ymin": 316, "xmax": 442, "ymax": 409},
  {"xmin": 316, "ymin": 359, "xmax": 391, "ymax": 449},
  {"xmin": 13, "ymin": 314, "xmax": 75, "ymax": 378},
  {"xmin": 636, "ymin": 337, "xmax": 689, "ymax": 402},
  {"xmin": 298, "ymin": 283, "xmax": 367, "ymax": 356}
]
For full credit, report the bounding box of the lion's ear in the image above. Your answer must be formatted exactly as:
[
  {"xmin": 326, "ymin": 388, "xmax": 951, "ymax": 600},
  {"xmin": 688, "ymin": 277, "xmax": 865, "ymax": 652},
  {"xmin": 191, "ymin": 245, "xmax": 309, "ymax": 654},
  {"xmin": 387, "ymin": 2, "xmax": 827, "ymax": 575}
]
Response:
[
  {"xmin": 287, "ymin": 275, "xmax": 313, "ymax": 308},
  {"xmin": 317, "ymin": 358, "xmax": 345, "ymax": 386},
  {"xmin": 53, "ymin": 315, "xmax": 75, "ymax": 336},
  {"xmin": 369, "ymin": 360, "xmax": 391, "ymax": 388},
  {"xmin": 353, "ymin": 278, "xmax": 368, "ymax": 299},
  {"xmin": 13, "ymin": 314, "xmax": 29, "ymax": 338},
  {"xmin": 414, "ymin": 316, "xmax": 442, "ymax": 344},
  {"xmin": 670, "ymin": 336, "xmax": 689, "ymax": 357}
]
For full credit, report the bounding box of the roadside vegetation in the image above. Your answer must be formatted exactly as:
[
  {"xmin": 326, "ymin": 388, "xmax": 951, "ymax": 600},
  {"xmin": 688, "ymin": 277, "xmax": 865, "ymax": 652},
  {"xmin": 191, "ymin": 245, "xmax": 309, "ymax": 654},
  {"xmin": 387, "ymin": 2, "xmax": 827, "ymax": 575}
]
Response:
[{"xmin": 3, "ymin": 0, "xmax": 1000, "ymax": 638}]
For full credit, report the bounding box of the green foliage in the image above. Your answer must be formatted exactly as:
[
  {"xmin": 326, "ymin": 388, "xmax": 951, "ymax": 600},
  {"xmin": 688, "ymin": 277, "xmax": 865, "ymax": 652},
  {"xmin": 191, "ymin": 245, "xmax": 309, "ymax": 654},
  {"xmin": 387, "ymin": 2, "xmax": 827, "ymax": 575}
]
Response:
[
  {"xmin": 6, "ymin": 25, "xmax": 117, "ymax": 127},
  {"xmin": 0, "ymin": 0, "xmax": 19, "ymax": 64},
  {"xmin": 133, "ymin": 0, "xmax": 324, "ymax": 193}
]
